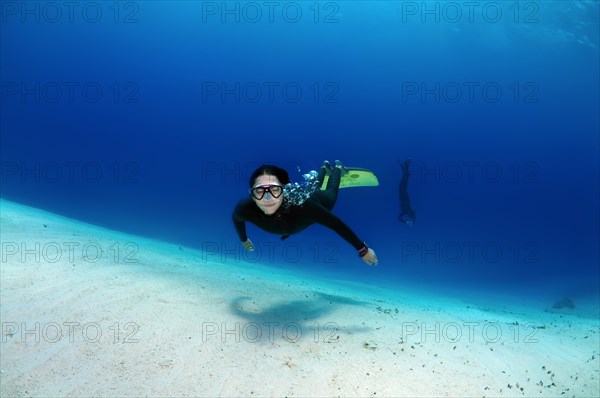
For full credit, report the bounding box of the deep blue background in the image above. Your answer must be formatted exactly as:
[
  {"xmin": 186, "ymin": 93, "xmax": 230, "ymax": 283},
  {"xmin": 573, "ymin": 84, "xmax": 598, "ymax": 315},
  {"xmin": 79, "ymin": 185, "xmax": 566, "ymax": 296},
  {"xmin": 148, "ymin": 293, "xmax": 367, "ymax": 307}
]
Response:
[{"xmin": 1, "ymin": 1, "xmax": 598, "ymax": 302}]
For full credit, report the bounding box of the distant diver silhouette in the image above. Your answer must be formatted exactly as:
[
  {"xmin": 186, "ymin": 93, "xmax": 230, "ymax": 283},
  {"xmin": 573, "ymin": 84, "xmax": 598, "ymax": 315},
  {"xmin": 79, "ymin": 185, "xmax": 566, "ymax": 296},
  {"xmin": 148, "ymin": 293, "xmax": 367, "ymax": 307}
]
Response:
[{"xmin": 397, "ymin": 158, "xmax": 415, "ymax": 226}]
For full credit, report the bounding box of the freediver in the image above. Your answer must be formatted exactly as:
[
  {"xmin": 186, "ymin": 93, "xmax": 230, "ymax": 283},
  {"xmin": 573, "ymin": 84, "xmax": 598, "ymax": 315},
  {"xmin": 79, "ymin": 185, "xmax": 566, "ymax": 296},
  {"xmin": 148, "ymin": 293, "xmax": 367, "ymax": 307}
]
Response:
[{"xmin": 398, "ymin": 158, "xmax": 416, "ymax": 226}]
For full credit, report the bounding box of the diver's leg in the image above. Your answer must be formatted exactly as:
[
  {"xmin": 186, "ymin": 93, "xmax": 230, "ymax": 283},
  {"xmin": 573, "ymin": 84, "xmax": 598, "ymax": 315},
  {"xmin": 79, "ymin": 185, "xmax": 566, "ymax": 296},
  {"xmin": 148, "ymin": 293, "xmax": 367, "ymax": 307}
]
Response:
[
  {"xmin": 400, "ymin": 171, "xmax": 408, "ymax": 192},
  {"xmin": 326, "ymin": 163, "xmax": 342, "ymax": 191},
  {"xmin": 399, "ymin": 159, "xmax": 415, "ymax": 224},
  {"xmin": 316, "ymin": 166, "xmax": 326, "ymax": 186},
  {"xmin": 316, "ymin": 160, "xmax": 333, "ymax": 186},
  {"xmin": 313, "ymin": 165, "xmax": 342, "ymax": 211},
  {"xmin": 400, "ymin": 159, "xmax": 411, "ymax": 192}
]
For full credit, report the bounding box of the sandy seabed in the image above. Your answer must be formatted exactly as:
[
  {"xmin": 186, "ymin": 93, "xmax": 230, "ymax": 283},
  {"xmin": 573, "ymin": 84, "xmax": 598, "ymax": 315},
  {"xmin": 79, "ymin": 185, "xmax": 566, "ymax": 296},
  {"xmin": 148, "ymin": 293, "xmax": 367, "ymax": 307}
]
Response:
[{"xmin": 1, "ymin": 199, "xmax": 598, "ymax": 397}]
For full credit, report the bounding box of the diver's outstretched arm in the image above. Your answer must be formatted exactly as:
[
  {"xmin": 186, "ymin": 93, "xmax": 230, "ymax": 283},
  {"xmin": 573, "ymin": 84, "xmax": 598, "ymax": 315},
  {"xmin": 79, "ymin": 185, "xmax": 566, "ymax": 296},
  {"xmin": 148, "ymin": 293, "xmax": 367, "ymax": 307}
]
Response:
[{"xmin": 360, "ymin": 248, "xmax": 378, "ymax": 266}]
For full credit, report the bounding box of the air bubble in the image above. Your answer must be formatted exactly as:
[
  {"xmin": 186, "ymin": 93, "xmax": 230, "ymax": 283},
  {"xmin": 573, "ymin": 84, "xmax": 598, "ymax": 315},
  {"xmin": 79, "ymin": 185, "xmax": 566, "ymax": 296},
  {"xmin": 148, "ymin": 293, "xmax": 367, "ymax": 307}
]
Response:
[{"xmin": 283, "ymin": 169, "xmax": 321, "ymax": 207}]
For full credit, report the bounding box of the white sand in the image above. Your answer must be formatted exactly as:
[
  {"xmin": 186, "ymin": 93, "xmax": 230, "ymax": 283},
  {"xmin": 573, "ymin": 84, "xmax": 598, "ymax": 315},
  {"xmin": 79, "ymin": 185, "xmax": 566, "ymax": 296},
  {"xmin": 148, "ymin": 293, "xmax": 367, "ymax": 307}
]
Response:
[{"xmin": 1, "ymin": 199, "xmax": 598, "ymax": 397}]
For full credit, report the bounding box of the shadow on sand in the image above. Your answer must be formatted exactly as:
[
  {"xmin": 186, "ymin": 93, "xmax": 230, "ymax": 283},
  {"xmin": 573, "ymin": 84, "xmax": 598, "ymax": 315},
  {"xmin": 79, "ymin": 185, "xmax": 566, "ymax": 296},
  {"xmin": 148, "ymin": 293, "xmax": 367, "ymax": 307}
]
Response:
[{"xmin": 228, "ymin": 292, "xmax": 373, "ymax": 343}]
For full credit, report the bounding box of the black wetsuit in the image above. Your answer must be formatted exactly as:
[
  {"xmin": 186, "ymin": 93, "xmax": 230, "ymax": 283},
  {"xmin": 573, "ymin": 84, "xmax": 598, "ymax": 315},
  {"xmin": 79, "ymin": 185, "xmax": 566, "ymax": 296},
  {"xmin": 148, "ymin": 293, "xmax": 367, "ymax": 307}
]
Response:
[
  {"xmin": 232, "ymin": 167, "xmax": 364, "ymax": 250},
  {"xmin": 398, "ymin": 159, "xmax": 416, "ymax": 224}
]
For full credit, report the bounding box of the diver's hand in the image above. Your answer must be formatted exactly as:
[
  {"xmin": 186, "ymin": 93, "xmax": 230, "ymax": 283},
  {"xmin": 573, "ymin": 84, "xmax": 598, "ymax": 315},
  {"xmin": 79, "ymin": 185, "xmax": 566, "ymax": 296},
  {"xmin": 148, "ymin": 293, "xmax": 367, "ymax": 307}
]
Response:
[
  {"xmin": 361, "ymin": 248, "xmax": 378, "ymax": 266},
  {"xmin": 242, "ymin": 239, "xmax": 255, "ymax": 251}
]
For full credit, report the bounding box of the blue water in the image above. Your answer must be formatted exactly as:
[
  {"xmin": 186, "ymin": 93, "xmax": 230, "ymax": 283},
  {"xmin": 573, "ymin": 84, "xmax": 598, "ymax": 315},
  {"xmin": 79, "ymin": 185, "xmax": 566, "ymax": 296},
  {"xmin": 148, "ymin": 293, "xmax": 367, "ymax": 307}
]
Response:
[{"xmin": 1, "ymin": 1, "xmax": 598, "ymax": 307}]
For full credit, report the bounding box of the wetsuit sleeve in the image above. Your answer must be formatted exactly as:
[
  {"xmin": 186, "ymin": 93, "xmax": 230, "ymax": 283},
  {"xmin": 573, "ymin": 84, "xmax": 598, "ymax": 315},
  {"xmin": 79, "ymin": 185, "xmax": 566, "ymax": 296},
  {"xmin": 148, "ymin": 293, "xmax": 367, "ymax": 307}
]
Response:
[
  {"xmin": 232, "ymin": 199, "xmax": 251, "ymax": 242},
  {"xmin": 304, "ymin": 200, "xmax": 364, "ymax": 250}
]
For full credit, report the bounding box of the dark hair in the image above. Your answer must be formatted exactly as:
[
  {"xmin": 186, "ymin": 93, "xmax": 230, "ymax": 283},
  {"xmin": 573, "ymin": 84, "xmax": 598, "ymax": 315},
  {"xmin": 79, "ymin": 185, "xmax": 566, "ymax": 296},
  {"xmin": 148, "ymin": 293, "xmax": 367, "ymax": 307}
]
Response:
[{"xmin": 249, "ymin": 164, "xmax": 290, "ymax": 188}]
